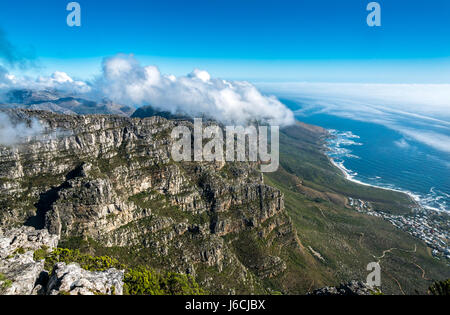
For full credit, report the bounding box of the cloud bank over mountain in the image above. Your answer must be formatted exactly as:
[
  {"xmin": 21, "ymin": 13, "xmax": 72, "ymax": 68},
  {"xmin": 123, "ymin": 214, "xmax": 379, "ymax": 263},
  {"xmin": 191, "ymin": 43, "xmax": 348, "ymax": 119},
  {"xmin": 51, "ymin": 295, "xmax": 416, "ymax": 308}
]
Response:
[
  {"xmin": 0, "ymin": 112, "xmax": 44, "ymax": 146},
  {"xmin": 0, "ymin": 54, "xmax": 294, "ymax": 126},
  {"xmin": 258, "ymin": 82, "xmax": 450, "ymax": 154},
  {"xmin": 95, "ymin": 54, "xmax": 294, "ymax": 126},
  {"xmin": 0, "ymin": 66, "xmax": 90, "ymax": 94}
]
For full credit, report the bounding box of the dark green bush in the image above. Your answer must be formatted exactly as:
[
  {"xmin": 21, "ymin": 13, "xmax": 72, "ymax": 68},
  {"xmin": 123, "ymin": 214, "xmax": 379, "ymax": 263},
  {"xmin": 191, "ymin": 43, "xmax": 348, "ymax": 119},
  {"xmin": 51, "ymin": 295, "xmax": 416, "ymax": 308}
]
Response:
[
  {"xmin": 36, "ymin": 248, "xmax": 125, "ymax": 272},
  {"xmin": 429, "ymin": 279, "xmax": 450, "ymax": 295},
  {"xmin": 123, "ymin": 268, "xmax": 206, "ymax": 295},
  {"xmin": 123, "ymin": 267, "xmax": 165, "ymax": 295},
  {"xmin": 161, "ymin": 272, "xmax": 206, "ymax": 295},
  {"xmin": 33, "ymin": 245, "xmax": 49, "ymax": 261},
  {"xmin": 36, "ymin": 248, "xmax": 207, "ymax": 295},
  {"xmin": 14, "ymin": 247, "xmax": 26, "ymax": 255}
]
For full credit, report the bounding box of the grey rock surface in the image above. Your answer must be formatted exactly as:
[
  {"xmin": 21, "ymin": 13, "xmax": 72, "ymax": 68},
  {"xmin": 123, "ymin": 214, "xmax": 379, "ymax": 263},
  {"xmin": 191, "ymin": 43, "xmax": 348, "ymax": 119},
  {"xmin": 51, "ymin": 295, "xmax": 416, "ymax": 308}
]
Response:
[
  {"xmin": 308, "ymin": 280, "xmax": 375, "ymax": 295},
  {"xmin": 0, "ymin": 109, "xmax": 301, "ymax": 294},
  {"xmin": 47, "ymin": 262, "xmax": 124, "ymax": 295},
  {"xmin": 0, "ymin": 226, "xmax": 59, "ymax": 295}
]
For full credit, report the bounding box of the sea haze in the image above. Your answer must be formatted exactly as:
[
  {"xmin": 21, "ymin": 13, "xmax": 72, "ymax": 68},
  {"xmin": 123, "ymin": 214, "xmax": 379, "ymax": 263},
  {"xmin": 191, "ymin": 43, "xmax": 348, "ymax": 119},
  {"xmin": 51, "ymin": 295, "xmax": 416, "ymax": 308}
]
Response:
[{"xmin": 281, "ymin": 98, "xmax": 450, "ymax": 212}]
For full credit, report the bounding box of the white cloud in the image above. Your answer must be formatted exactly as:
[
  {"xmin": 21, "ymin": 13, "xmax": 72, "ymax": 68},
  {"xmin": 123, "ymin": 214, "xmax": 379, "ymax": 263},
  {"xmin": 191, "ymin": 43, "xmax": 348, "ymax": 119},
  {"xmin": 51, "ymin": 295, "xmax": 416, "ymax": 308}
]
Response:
[
  {"xmin": 258, "ymin": 82, "xmax": 450, "ymax": 120},
  {"xmin": 393, "ymin": 127, "xmax": 450, "ymax": 154},
  {"xmin": 34, "ymin": 71, "xmax": 90, "ymax": 93},
  {"xmin": 45, "ymin": 71, "xmax": 73, "ymax": 83},
  {"xmin": 95, "ymin": 54, "xmax": 294, "ymax": 126},
  {"xmin": 0, "ymin": 112, "xmax": 44, "ymax": 145},
  {"xmin": 0, "ymin": 66, "xmax": 90, "ymax": 94},
  {"xmin": 258, "ymin": 82, "xmax": 450, "ymax": 153},
  {"xmin": 189, "ymin": 69, "xmax": 211, "ymax": 82},
  {"xmin": 2, "ymin": 54, "xmax": 295, "ymax": 126}
]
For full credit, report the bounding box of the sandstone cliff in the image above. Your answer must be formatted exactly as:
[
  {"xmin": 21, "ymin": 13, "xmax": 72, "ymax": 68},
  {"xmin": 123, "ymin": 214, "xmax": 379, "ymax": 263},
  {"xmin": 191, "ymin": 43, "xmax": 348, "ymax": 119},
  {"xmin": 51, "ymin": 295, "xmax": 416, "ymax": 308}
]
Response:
[{"xmin": 0, "ymin": 109, "xmax": 306, "ymax": 294}]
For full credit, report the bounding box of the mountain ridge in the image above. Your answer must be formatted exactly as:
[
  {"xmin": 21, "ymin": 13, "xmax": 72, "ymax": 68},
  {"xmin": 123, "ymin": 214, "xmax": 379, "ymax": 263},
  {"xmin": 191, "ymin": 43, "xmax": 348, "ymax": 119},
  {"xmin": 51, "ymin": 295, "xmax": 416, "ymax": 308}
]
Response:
[
  {"xmin": 1, "ymin": 89, "xmax": 135, "ymax": 116},
  {"xmin": 0, "ymin": 105, "xmax": 448, "ymax": 295}
]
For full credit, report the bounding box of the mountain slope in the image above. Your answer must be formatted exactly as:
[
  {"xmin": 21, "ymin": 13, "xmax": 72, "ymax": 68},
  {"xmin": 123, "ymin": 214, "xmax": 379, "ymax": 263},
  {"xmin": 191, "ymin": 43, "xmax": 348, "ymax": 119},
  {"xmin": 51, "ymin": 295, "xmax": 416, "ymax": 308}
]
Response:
[
  {"xmin": 0, "ymin": 108, "xmax": 448, "ymax": 295},
  {"xmin": 265, "ymin": 122, "xmax": 450, "ymax": 294},
  {"xmin": 0, "ymin": 109, "xmax": 319, "ymax": 294}
]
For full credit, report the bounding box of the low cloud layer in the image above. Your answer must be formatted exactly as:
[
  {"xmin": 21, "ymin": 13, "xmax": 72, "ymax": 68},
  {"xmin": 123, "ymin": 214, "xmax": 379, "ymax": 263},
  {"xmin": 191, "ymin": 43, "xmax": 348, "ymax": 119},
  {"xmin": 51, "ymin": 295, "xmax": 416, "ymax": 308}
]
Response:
[
  {"xmin": 258, "ymin": 82, "xmax": 450, "ymax": 120},
  {"xmin": 0, "ymin": 54, "xmax": 294, "ymax": 126},
  {"xmin": 393, "ymin": 127, "xmax": 450, "ymax": 154},
  {"xmin": 0, "ymin": 112, "xmax": 44, "ymax": 146},
  {"xmin": 0, "ymin": 66, "xmax": 90, "ymax": 94},
  {"xmin": 95, "ymin": 54, "xmax": 294, "ymax": 126},
  {"xmin": 258, "ymin": 82, "xmax": 450, "ymax": 154}
]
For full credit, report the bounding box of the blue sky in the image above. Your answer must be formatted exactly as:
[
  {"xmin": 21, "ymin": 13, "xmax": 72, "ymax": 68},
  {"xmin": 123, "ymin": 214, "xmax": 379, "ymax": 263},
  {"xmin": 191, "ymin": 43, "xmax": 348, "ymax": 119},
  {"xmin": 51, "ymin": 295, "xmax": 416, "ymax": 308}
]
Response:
[{"xmin": 0, "ymin": 0, "xmax": 449, "ymax": 82}]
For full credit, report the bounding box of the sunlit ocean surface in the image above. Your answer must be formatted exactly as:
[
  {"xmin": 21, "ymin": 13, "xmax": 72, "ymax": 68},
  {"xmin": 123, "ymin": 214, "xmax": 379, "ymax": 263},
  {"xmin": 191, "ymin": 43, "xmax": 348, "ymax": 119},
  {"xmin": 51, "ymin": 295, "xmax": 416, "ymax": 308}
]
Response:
[{"xmin": 289, "ymin": 105, "xmax": 450, "ymax": 212}]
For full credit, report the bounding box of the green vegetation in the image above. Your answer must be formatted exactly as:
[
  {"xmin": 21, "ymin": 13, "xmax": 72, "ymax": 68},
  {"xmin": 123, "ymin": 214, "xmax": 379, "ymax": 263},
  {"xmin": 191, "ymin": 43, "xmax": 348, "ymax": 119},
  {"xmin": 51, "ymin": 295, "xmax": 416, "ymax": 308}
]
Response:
[
  {"xmin": 21, "ymin": 174, "xmax": 64, "ymax": 191},
  {"xmin": 128, "ymin": 189, "xmax": 210, "ymax": 226},
  {"xmin": 124, "ymin": 268, "xmax": 206, "ymax": 295},
  {"xmin": 37, "ymin": 248, "xmax": 125, "ymax": 272},
  {"xmin": 0, "ymin": 273, "xmax": 13, "ymax": 292},
  {"xmin": 262, "ymin": 122, "xmax": 450, "ymax": 294},
  {"xmin": 6, "ymin": 114, "xmax": 447, "ymax": 295},
  {"xmin": 35, "ymin": 247, "xmax": 206, "ymax": 295},
  {"xmin": 371, "ymin": 288, "xmax": 384, "ymax": 295},
  {"xmin": 5, "ymin": 247, "xmax": 28, "ymax": 259},
  {"xmin": 13, "ymin": 247, "xmax": 26, "ymax": 255},
  {"xmin": 33, "ymin": 245, "xmax": 50, "ymax": 261},
  {"xmin": 428, "ymin": 279, "xmax": 450, "ymax": 295}
]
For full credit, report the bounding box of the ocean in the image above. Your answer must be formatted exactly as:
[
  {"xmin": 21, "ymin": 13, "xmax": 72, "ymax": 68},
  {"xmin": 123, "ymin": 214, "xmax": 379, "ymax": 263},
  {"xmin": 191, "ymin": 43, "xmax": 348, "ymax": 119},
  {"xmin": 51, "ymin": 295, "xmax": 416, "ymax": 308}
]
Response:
[{"xmin": 282, "ymin": 99, "xmax": 450, "ymax": 212}]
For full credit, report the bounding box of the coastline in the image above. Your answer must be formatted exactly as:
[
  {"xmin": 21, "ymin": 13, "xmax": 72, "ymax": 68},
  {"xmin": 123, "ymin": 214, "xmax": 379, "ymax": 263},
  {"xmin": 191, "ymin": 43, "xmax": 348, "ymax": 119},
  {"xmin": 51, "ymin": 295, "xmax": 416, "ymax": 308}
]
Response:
[
  {"xmin": 327, "ymin": 156, "xmax": 424, "ymax": 210},
  {"xmin": 325, "ymin": 149, "xmax": 450, "ymax": 261},
  {"xmin": 322, "ymin": 127, "xmax": 446, "ymax": 213}
]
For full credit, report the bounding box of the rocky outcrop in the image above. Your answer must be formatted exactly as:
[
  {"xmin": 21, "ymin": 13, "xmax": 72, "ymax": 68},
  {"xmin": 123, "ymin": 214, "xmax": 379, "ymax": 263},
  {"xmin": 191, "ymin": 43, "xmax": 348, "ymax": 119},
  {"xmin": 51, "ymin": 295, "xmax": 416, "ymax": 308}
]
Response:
[
  {"xmin": 308, "ymin": 281, "xmax": 375, "ymax": 295},
  {"xmin": 0, "ymin": 226, "xmax": 59, "ymax": 295},
  {"xmin": 0, "ymin": 252, "xmax": 44, "ymax": 295},
  {"xmin": 46, "ymin": 262, "xmax": 124, "ymax": 295},
  {"xmin": 0, "ymin": 226, "xmax": 124, "ymax": 295},
  {"xmin": 0, "ymin": 226, "xmax": 59, "ymax": 257}
]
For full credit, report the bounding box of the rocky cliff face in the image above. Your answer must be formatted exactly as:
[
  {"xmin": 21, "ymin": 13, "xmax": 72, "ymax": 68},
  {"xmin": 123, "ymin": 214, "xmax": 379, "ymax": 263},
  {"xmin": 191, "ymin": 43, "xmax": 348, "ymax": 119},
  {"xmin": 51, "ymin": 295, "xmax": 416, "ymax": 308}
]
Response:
[
  {"xmin": 0, "ymin": 226, "xmax": 59, "ymax": 294},
  {"xmin": 0, "ymin": 226, "xmax": 124, "ymax": 295},
  {"xmin": 0, "ymin": 109, "xmax": 304, "ymax": 294}
]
